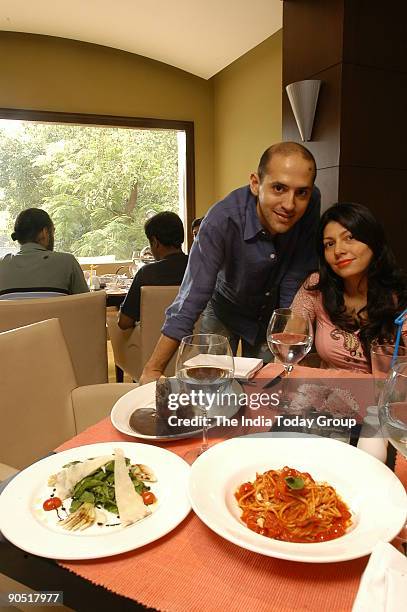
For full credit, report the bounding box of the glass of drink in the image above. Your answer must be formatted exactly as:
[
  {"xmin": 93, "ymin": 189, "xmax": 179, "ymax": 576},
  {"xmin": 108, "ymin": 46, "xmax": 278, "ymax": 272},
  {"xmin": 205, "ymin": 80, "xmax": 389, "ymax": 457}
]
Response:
[
  {"xmin": 371, "ymin": 341, "xmax": 407, "ymax": 404},
  {"xmin": 266, "ymin": 308, "xmax": 313, "ymax": 376},
  {"xmin": 129, "ymin": 250, "xmax": 140, "ymax": 278},
  {"xmin": 175, "ymin": 333, "xmax": 234, "ymax": 463},
  {"xmin": 378, "ymin": 361, "xmax": 407, "ymax": 553}
]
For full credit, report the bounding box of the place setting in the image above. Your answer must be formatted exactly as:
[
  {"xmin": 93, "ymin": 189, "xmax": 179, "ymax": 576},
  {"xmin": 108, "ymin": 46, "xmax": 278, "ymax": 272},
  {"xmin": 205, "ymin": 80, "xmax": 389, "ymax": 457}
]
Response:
[
  {"xmin": 0, "ymin": 441, "xmax": 191, "ymax": 560},
  {"xmin": 111, "ymin": 333, "xmax": 259, "ymax": 443}
]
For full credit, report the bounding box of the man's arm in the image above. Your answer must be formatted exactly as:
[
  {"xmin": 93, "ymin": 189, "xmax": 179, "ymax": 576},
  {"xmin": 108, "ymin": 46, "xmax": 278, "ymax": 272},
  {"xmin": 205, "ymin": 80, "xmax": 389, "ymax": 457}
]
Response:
[
  {"xmin": 139, "ymin": 334, "xmax": 180, "ymax": 385},
  {"xmin": 159, "ymin": 214, "xmax": 225, "ymax": 341},
  {"xmin": 279, "ymin": 186, "xmax": 321, "ymax": 307},
  {"xmin": 118, "ymin": 311, "xmax": 135, "ymax": 330}
]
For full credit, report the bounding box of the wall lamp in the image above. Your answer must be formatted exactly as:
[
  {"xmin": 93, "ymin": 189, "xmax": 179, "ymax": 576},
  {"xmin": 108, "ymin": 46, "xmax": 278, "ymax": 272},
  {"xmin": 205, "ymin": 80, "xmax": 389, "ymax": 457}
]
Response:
[{"xmin": 286, "ymin": 79, "xmax": 321, "ymax": 142}]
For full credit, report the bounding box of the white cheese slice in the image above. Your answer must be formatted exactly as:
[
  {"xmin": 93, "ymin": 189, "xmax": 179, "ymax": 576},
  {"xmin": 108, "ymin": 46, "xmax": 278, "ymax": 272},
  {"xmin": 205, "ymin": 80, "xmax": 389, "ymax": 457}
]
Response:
[{"xmin": 114, "ymin": 448, "xmax": 149, "ymax": 526}]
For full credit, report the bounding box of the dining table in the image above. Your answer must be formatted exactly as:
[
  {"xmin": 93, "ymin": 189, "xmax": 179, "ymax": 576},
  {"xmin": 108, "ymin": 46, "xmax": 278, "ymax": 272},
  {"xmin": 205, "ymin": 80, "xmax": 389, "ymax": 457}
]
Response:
[
  {"xmin": 1, "ymin": 363, "xmax": 406, "ymax": 612},
  {"xmin": 103, "ymin": 287, "xmax": 128, "ymax": 308}
]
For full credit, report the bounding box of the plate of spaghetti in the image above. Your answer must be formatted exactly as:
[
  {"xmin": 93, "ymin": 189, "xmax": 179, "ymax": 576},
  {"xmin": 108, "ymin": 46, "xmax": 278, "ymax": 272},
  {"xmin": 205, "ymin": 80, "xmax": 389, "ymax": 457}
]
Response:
[
  {"xmin": 235, "ymin": 466, "xmax": 352, "ymax": 543},
  {"xmin": 188, "ymin": 434, "xmax": 407, "ymax": 562}
]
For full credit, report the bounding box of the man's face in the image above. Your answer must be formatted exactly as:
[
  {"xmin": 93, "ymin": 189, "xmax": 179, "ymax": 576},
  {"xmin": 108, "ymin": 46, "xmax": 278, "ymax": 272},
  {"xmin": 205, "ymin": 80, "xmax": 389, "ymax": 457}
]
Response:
[
  {"xmin": 249, "ymin": 153, "xmax": 314, "ymax": 235},
  {"xmin": 148, "ymin": 237, "xmax": 160, "ymax": 261}
]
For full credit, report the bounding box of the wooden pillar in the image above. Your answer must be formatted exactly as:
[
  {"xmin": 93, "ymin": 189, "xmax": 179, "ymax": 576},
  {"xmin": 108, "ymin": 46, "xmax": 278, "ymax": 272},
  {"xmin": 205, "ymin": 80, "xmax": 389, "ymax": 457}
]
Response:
[{"xmin": 282, "ymin": 0, "xmax": 407, "ymax": 265}]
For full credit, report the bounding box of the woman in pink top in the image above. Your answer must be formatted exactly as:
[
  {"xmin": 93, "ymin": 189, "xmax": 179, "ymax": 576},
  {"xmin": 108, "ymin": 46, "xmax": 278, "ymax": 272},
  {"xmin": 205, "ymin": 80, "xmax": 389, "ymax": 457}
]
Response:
[{"xmin": 291, "ymin": 202, "xmax": 407, "ymax": 372}]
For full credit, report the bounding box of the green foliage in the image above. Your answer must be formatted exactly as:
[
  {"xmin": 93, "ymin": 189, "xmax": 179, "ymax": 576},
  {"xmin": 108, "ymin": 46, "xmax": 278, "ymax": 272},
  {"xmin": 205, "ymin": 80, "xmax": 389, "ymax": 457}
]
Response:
[{"xmin": 0, "ymin": 121, "xmax": 180, "ymax": 258}]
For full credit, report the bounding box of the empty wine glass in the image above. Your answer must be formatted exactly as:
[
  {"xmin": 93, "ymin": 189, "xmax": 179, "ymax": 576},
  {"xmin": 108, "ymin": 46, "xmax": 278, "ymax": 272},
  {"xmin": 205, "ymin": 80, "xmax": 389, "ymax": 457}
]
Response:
[
  {"xmin": 267, "ymin": 308, "xmax": 313, "ymax": 376},
  {"xmin": 175, "ymin": 333, "xmax": 234, "ymax": 463},
  {"xmin": 378, "ymin": 361, "xmax": 407, "ymax": 553},
  {"xmin": 371, "ymin": 341, "xmax": 407, "ymax": 404},
  {"xmin": 130, "ymin": 250, "xmax": 140, "ymax": 278}
]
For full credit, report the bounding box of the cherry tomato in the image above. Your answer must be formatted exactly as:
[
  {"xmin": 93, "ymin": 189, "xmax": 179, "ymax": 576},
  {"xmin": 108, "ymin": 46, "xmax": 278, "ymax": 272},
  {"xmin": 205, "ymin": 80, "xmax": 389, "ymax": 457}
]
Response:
[
  {"xmin": 141, "ymin": 491, "xmax": 157, "ymax": 505},
  {"xmin": 43, "ymin": 497, "xmax": 62, "ymax": 511}
]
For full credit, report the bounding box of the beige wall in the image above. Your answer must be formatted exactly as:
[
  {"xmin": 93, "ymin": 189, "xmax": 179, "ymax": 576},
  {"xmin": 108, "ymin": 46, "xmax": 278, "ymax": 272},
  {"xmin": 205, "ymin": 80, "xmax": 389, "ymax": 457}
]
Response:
[
  {"xmin": 0, "ymin": 30, "xmax": 283, "ymax": 216},
  {"xmin": 211, "ymin": 31, "xmax": 282, "ymax": 201},
  {"xmin": 0, "ymin": 32, "xmax": 214, "ymax": 216}
]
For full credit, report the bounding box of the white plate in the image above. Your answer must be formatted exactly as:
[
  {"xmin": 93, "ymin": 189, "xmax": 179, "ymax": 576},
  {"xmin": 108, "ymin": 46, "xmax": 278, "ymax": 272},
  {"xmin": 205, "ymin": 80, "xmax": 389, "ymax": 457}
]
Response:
[
  {"xmin": 0, "ymin": 442, "xmax": 190, "ymax": 560},
  {"xmin": 188, "ymin": 434, "xmax": 407, "ymax": 563},
  {"xmin": 111, "ymin": 380, "xmax": 242, "ymax": 440}
]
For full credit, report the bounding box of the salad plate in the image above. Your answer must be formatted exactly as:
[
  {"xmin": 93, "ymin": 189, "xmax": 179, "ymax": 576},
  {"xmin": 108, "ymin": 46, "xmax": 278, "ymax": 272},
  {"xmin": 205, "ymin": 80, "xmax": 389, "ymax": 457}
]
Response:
[{"xmin": 0, "ymin": 442, "xmax": 190, "ymax": 560}]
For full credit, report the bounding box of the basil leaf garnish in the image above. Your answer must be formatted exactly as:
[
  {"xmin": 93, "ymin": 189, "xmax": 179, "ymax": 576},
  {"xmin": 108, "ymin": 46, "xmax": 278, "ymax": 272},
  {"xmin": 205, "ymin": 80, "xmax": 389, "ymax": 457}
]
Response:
[{"xmin": 285, "ymin": 476, "xmax": 305, "ymax": 490}]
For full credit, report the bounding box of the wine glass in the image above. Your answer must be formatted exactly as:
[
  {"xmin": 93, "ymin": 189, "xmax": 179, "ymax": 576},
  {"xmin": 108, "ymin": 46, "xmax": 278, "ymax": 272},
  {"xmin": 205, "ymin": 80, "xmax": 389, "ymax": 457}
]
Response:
[
  {"xmin": 267, "ymin": 308, "xmax": 313, "ymax": 376},
  {"xmin": 371, "ymin": 341, "xmax": 407, "ymax": 404},
  {"xmin": 378, "ymin": 361, "xmax": 407, "ymax": 553},
  {"xmin": 175, "ymin": 333, "xmax": 234, "ymax": 463},
  {"xmin": 129, "ymin": 250, "xmax": 140, "ymax": 278}
]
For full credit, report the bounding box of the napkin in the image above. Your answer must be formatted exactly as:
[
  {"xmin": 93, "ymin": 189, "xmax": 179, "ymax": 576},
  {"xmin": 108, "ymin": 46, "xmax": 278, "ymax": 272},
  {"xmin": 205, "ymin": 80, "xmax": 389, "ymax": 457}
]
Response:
[
  {"xmin": 184, "ymin": 354, "xmax": 263, "ymax": 380},
  {"xmin": 233, "ymin": 357, "xmax": 263, "ymax": 380},
  {"xmin": 352, "ymin": 541, "xmax": 407, "ymax": 612}
]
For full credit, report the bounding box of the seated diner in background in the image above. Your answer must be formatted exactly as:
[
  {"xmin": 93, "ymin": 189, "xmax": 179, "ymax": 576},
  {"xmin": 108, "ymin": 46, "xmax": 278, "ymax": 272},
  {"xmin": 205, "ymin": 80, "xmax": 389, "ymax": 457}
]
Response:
[
  {"xmin": 290, "ymin": 202, "xmax": 407, "ymax": 372},
  {"xmin": 0, "ymin": 208, "xmax": 89, "ymax": 298},
  {"xmin": 118, "ymin": 211, "xmax": 188, "ymax": 330},
  {"xmin": 191, "ymin": 216, "xmax": 203, "ymax": 240}
]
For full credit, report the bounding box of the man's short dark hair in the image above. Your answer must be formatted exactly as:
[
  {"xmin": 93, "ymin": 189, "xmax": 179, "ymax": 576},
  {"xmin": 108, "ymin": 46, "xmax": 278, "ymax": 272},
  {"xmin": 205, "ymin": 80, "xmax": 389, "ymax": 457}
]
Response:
[
  {"xmin": 144, "ymin": 211, "xmax": 184, "ymax": 248},
  {"xmin": 11, "ymin": 208, "xmax": 53, "ymax": 244},
  {"xmin": 257, "ymin": 142, "xmax": 317, "ymax": 183},
  {"xmin": 191, "ymin": 217, "xmax": 202, "ymax": 231}
]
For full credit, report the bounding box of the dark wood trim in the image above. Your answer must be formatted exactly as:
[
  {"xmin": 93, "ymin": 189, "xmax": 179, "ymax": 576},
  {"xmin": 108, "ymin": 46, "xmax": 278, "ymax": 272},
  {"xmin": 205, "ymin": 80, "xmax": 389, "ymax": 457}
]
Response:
[
  {"xmin": 0, "ymin": 108, "xmax": 196, "ymax": 235},
  {"xmin": 184, "ymin": 121, "xmax": 195, "ymax": 251}
]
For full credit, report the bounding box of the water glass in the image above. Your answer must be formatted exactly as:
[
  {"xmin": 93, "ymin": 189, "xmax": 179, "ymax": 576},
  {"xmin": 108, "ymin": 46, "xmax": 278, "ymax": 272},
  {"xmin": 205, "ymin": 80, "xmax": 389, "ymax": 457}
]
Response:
[
  {"xmin": 371, "ymin": 342, "xmax": 407, "ymax": 404},
  {"xmin": 175, "ymin": 333, "xmax": 234, "ymax": 463},
  {"xmin": 378, "ymin": 361, "xmax": 407, "ymax": 553},
  {"xmin": 267, "ymin": 308, "xmax": 313, "ymax": 375}
]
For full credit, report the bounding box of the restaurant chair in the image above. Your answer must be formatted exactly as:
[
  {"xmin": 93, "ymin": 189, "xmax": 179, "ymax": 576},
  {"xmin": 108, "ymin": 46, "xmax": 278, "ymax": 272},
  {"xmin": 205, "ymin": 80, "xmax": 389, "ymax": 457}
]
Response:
[
  {"xmin": 0, "ymin": 290, "xmax": 68, "ymax": 299},
  {"xmin": 0, "ymin": 318, "xmax": 136, "ymax": 471},
  {"xmin": 0, "ymin": 463, "xmax": 18, "ymax": 482},
  {"xmin": 107, "ymin": 285, "xmax": 181, "ymax": 381},
  {"xmin": 0, "ymin": 291, "xmax": 108, "ymax": 386}
]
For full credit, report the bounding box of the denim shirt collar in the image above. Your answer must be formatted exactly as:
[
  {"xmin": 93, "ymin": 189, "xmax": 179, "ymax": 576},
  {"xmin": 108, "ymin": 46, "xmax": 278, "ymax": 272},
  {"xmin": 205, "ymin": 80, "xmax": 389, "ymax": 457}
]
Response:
[{"xmin": 243, "ymin": 188, "xmax": 273, "ymax": 242}]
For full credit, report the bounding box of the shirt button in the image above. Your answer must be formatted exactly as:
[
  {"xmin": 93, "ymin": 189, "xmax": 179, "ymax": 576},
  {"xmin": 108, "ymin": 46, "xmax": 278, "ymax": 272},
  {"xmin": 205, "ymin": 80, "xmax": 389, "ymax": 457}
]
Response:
[{"xmin": 270, "ymin": 253, "xmax": 276, "ymax": 260}]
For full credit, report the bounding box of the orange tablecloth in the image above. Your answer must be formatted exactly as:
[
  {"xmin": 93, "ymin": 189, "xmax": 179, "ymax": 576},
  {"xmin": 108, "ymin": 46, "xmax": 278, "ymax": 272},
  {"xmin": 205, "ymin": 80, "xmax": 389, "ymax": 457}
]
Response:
[{"xmin": 54, "ymin": 365, "xmax": 406, "ymax": 612}]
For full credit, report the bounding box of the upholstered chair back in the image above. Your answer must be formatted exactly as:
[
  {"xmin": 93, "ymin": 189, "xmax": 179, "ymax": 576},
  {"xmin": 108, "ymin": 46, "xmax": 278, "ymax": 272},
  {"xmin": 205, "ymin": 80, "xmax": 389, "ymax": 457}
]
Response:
[
  {"xmin": 0, "ymin": 291, "xmax": 108, "ymax": 386},
  {"xmin": 0, "ymin": 319, "xmax": 77, "ymax": 469},
  {"xmin": 107, "ymin": 285, "xmax": 180, "ymax": 380}
]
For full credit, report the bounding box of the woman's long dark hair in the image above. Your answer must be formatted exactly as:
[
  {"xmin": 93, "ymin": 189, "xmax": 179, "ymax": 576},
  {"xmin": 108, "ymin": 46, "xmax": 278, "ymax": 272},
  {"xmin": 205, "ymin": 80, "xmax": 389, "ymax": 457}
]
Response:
[{"xmin": 309, "ymin": 202, "xmax": 407, "ymax": 361}]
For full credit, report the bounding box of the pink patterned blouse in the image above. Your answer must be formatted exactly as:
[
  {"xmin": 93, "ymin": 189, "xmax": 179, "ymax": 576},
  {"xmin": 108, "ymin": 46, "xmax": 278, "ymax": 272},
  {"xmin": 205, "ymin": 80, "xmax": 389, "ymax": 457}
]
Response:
[{"xmin": 290, "ymin": 273, "xmax": 407, "ymax": 373}]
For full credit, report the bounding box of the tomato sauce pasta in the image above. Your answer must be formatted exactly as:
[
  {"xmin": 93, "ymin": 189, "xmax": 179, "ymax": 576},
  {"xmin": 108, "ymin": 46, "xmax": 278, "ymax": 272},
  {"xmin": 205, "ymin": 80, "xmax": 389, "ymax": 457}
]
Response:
[{"xmin": 235, "ymin": 466, "xmax": 352, "ymax": 543}]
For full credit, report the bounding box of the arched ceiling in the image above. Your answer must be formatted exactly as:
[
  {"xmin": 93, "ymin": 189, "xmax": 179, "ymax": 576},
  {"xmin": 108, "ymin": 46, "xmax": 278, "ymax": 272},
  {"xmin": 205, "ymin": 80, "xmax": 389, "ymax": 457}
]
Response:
[{"xmin": 0, "ymin": 0, "xmax": 282, "ymax": 79}]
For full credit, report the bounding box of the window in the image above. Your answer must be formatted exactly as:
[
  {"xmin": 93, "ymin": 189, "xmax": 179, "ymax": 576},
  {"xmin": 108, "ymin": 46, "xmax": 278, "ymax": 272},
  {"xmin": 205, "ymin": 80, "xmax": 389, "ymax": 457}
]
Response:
[{"xmin": 0, "ymin": 111, "xmax": 195, "ymax": 261}]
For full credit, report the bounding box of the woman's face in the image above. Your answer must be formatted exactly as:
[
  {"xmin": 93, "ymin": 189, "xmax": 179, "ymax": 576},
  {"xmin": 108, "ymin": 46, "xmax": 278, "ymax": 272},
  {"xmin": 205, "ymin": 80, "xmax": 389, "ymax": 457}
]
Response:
[{"xmin": 323, "ymin": 221, "xmax": 374, "ymax": 280}]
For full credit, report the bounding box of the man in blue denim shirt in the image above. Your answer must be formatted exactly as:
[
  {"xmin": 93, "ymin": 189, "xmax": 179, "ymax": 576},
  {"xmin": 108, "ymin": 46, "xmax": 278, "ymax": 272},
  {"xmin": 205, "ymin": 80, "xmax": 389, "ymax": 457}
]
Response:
[{"xmin": 140, "ymin": 142, "xmax": 320, "ymax": 384}]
